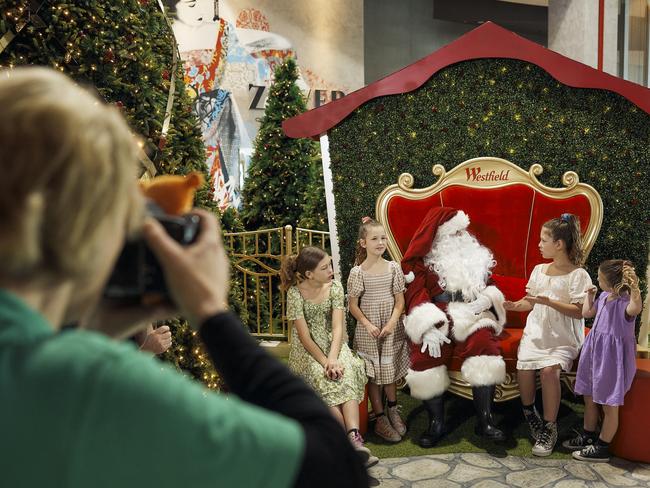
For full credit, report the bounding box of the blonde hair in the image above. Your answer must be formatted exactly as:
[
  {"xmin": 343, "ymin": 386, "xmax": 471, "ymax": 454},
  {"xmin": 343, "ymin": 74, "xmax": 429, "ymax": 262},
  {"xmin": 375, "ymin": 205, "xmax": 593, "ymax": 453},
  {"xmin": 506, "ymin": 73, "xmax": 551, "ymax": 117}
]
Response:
[
  {"xmin": 0, "ymin": 67, "xmax": 142, "ymax": 282},
  {"xmin": 280, "ymin": 246, "xmax": 327, "ymax": 290},
  {"xmin": 599, "ymin": 259, "xmax": 640, "ymax": 296},
  {"xmin": 354, "ymin": 217, "xmax": 384, "ymax": 265},
  {"xmin": 542, "ymin": 214, "xmax": 584, "ymax": 266}
]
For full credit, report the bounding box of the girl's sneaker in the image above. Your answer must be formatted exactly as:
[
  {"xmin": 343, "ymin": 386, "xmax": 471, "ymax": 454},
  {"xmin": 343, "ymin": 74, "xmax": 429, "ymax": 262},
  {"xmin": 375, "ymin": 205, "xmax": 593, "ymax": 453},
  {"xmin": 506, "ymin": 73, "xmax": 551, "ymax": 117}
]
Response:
[
  {"xmin": 524, "ymin": 407, "xmax": 544, "ymax": 441},
  {"xmin": 572, "ymin": 443, "xmax": 610, "ymax": 463},
  {"xmin": 348, "ymin": 430, "xmax": 379, "ymax": 468},
  {"xmin": 532, "ymin": 421, "xmax": 558, "ymax": 457},
  {"xmin": 374, "ymin": 414, "xmax": 401, "ymax": 442},
  {"xmin": 387, "ymin": 405, "xmax": 407, "ymax": 437},
  {"xmin": 562, "ymin": 429, "xmax": 598, "ymax": 451}
]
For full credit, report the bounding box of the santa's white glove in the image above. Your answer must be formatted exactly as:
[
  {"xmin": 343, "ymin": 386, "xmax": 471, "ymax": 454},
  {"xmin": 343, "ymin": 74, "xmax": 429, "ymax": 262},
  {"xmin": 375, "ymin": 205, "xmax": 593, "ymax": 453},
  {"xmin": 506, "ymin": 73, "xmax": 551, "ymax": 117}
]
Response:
[
  {"xmin": 467, "ymin": 294, "xmax": 492, "ymax": 314},
  {"xmin": 420, "ymin": 328, "xmax": 451, "ymax": 358}
]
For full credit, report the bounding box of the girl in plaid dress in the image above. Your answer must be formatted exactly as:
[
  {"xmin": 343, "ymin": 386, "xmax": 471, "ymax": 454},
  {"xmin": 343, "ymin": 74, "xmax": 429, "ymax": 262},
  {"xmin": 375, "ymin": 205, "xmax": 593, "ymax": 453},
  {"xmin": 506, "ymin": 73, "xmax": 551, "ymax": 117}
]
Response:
[{"xmin": 348, "ymin": 217, "xmax": 410, "ymax": 442}]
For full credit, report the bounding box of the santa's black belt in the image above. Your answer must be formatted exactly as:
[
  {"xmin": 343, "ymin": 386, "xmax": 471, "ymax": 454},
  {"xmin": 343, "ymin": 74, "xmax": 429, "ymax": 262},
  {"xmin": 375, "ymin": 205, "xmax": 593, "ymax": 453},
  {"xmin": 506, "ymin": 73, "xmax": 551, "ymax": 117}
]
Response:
[{"xmin": 433, "ymin": 291, "xmax": 464, "ymax": 303}]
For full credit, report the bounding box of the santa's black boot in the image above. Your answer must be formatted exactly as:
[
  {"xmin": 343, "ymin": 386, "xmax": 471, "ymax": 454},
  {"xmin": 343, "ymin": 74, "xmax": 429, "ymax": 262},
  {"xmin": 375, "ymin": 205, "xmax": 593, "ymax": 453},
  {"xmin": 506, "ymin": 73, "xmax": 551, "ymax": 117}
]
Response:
[
  {"xmin": 419, "ymin": 396, "xmax": 446, "ymax": 448},
  {"xmin": 472, "ymin": 385, "xmax": 505, "ymax": 441}
]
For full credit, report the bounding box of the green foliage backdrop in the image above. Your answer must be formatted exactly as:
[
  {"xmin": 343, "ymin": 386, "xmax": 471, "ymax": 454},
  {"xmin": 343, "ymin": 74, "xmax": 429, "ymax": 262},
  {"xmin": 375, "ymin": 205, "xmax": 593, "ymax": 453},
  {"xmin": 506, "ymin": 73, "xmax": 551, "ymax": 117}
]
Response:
[{"xmin": 328, "ymin": 59, "xmax": 650, "ymax": 299}]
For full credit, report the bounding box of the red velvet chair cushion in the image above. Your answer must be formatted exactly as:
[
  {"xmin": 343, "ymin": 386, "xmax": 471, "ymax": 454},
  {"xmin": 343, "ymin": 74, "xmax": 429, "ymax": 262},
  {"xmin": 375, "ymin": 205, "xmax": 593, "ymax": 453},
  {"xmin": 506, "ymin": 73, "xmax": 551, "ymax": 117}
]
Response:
[
  {"xmin": 388, "ymin": 184, "xmax": 592, "ymax": 279},
  {"xmin": 386, "ymin": 181, "xmax": 593, "ymax": 373}
]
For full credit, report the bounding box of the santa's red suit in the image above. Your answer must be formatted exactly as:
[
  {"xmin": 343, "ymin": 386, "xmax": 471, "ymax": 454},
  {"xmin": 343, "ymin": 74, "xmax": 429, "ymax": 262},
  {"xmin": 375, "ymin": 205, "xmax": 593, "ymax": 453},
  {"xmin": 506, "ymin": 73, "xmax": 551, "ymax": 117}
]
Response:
[{"xmin": 401, "ymin": 207, "xmax": 507, "ymax": 446}]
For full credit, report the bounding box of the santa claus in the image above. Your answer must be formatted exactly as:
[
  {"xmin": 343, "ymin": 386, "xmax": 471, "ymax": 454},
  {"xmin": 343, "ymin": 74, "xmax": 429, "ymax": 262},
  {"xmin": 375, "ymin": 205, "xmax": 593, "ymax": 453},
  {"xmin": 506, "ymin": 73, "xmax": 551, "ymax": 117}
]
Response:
[{"xmin": 401, "ymin": 206, "xmax": 507, "ymax": 447}]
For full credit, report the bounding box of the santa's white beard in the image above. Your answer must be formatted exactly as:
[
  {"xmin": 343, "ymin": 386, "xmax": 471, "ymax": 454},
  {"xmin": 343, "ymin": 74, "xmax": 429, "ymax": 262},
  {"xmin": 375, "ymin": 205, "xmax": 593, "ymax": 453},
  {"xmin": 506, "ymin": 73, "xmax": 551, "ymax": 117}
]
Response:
[{"xmin": 424, "ymin": 230, "xmax": 496, "ymax": 301}]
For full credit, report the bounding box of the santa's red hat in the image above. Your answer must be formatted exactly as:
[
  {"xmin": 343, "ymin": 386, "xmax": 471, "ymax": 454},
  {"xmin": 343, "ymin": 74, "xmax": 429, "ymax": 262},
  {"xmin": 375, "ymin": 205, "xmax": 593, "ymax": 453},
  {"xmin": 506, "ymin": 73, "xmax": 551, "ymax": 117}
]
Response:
[{"xmin": 401, "ymin": 207, "xmax": 470, "ymax": 283}]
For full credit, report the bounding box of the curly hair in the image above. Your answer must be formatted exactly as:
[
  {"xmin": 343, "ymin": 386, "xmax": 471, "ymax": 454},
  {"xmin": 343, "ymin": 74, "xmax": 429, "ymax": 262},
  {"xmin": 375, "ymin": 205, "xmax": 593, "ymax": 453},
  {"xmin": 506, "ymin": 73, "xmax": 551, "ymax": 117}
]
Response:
[{"xmin": 599, "ymin": 259, "xmax": 639, "ymax": 295}]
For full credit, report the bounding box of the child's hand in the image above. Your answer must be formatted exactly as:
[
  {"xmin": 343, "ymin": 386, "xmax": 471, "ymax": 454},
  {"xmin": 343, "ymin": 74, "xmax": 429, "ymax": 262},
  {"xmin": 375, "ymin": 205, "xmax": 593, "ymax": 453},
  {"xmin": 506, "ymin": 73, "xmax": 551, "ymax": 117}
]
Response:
[
  {"xmin": 325, "ymin": 359, "xmax": 344, "ymax": 380},
  {"xmin": 525, "ymin": 295, "xmax": 550, "ymax": 306},
  {"xmin": 378, "ymin": 321, "xmax": 396, "ymax": 338},
  {"xmin": 585, "ymin": 285, "xmax": 598, "ymax": 297},
  {"xmin": 504, "ymin": 300, "xmax": 526, "ymax": 311},
  {"xmin": 364, "ymin": 322, "xmax": 381, "ymax": 338}
]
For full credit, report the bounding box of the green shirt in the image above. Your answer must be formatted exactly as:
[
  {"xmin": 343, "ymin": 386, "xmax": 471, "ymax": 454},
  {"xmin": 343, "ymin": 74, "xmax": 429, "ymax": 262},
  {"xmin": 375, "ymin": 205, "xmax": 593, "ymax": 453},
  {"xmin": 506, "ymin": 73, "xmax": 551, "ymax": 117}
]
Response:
[{"xmin": 0, "ymin": 289, "xmax": 304, "ymax": 487}]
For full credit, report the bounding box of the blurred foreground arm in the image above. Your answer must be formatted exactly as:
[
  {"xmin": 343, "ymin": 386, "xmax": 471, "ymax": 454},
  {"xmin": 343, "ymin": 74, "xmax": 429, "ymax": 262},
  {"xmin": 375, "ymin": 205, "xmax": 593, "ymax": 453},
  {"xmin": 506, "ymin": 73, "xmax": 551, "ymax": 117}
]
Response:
[{"xmin": 144, "ymin": 210, "xmax": 368, "ymax": 488}]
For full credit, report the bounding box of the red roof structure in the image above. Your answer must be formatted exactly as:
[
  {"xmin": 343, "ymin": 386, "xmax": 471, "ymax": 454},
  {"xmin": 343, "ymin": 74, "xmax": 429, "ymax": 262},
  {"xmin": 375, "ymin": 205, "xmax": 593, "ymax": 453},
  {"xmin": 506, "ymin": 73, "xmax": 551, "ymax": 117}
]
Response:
[{"xmin": 283, "ymin": 22, "xmax": 650, "ymax": 139}]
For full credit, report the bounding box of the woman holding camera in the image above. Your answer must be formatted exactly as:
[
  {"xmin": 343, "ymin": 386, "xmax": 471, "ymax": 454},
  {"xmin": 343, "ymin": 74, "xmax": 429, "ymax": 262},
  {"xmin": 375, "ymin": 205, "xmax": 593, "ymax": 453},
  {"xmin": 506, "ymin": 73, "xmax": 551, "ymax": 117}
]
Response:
[{"xmin": 0, "ymin": 67, "xmax": 368, "ymax": 488}]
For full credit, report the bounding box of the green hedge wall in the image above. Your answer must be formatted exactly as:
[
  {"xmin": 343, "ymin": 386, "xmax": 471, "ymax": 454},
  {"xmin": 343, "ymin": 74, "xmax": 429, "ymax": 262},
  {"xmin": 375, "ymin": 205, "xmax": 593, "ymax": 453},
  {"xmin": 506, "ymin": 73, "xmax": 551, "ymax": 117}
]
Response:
[{"xmin": 329, "ymin": 59, "xmax": 649, "ymax": 302}]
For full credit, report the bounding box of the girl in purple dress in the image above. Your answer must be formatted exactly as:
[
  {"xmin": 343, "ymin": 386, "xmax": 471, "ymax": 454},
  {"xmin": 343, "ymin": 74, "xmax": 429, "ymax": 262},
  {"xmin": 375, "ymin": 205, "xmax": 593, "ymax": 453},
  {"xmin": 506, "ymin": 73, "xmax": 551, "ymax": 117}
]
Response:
[{"xmin": 564, "ymin": 260, "xmax": 643, "ymax": 462}]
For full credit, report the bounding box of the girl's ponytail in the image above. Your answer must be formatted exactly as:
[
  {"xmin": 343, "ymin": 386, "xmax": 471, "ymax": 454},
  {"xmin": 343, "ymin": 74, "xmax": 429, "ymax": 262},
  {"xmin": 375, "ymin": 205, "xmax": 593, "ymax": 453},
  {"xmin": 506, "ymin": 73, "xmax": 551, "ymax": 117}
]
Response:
[
  {"xmin": 280, "ymin": 246, "xmax": 328, "ymax": 290},
  {"xmin": 280, "ymin": 254, "xmax": 299, "ymax": 291},
  {"xmin": 620, "ymin": 261, "xmax": 640, "ymax": 295},
  {"xmin": 543, "ymin": 213, "xmax": 584, "ymax": 266},
  {"xmin": 354, "ymin": 241, "xmax": 367, "ymax": 266}
]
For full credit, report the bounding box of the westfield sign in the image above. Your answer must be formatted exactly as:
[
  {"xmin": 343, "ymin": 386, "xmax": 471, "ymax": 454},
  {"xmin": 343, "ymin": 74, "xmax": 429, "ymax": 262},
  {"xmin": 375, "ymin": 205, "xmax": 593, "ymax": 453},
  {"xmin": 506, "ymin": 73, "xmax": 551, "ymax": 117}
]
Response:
[{"xmin": 465, "ymin": 167, "xmax": 511, "ymax": 182}]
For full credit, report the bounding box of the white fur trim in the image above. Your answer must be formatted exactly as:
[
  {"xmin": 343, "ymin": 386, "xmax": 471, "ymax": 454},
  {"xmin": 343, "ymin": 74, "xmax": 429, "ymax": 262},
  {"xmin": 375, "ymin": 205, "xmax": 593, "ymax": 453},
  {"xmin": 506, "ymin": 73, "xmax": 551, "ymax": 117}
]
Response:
[
  {"xmin": 406, "ymin": 366, "xmax": 450, "ymax": 400},
  {"xmin": 447, "ymin": 302, "xmax": 504, "ymax": 342},
  {"xmin": 482, "ymin": 285, "xmax": 506, "ymax": 326},
  {"xmin": 461, "ymin": 355, "xmax": 506, "ymax": 386},
  {"xmin": 404, "ymin": 271, "xmax": 415, "ymax": 284},
  {"xmin": 405, "ymin": 303, "xmax": 449, "ymax": 344},
  {"xmin": 436, "ymin": 211, "xmax": 470, "ymax": 237}
]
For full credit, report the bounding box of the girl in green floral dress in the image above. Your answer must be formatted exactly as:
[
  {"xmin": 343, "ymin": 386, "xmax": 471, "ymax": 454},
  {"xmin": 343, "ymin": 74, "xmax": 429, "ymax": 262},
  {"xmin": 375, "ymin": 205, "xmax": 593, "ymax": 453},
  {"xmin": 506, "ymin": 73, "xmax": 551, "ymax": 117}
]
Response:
[{"xmin": 281, "ymin": 246, "xmax": 375, "ymax": 467}]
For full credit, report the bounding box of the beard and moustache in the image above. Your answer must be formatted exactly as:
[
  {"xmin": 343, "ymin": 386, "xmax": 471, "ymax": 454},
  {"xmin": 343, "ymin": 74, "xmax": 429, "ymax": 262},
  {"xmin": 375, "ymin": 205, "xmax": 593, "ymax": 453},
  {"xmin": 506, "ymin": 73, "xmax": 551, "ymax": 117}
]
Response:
[{"xmin": 424, "ymin": 230, "xmax": 496, "ymax": 301}]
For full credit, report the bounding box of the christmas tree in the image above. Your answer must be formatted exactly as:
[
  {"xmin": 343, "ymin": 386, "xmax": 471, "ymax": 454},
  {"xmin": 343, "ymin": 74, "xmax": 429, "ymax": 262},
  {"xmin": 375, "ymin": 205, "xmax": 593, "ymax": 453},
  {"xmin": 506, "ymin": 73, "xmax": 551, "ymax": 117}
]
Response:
[
  {"xmin": 299, "ymin": 155, "xmax": 329, "ymax": 231},
  {"xmin": 241, "ymin": 57, "xmax": 324, "ymax": 230},
  {"xmin": 0, "ymin": 0, "xmax": 243, "ymax": 389}
]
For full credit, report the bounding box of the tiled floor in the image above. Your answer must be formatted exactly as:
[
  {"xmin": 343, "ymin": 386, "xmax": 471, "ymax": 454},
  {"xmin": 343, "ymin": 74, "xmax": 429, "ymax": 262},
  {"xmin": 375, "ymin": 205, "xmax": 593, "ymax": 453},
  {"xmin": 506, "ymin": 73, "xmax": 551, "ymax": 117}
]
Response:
[{"xmin": 369, "ymin": 453, "xmax": 650, "ymax": 487}]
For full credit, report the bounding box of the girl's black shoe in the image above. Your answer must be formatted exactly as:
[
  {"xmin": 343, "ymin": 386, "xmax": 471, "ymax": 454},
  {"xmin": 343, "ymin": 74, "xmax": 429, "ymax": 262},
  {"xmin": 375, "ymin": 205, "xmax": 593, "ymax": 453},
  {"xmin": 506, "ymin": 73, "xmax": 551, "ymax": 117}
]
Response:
[
  {"xmin": 572, "ymin": 443, "xmax": 610, "ymax": 462},
  {"xmin": 562, "ymin": 429, "xmax": 598, "ymax": 451}
]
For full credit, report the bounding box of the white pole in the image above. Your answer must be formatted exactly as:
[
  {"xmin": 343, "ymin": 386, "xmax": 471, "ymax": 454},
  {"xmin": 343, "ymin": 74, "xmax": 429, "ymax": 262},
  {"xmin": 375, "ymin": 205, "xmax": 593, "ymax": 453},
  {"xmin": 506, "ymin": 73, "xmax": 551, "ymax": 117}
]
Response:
[
  {"xmin": 319, "ymin": 133, "xmax": 342, "ymax": 281},
  {"xmin": 638, "ymin": 255, "xmax": 650, "ymax": 349}
]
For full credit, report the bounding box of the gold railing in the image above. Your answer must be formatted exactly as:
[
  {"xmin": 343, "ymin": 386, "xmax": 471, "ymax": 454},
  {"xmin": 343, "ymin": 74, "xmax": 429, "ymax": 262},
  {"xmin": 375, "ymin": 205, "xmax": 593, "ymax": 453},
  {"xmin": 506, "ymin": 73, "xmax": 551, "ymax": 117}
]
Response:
[{"xmin": 223, "ymin": 225, "xmax": 330, "ymax": 340}]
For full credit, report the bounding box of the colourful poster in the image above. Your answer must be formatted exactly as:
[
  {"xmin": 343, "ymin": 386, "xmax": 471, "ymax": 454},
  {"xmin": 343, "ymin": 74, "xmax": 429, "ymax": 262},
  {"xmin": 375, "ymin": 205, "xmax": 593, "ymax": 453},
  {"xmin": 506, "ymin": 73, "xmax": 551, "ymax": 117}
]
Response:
[{"xmin": 164, "ymin": 0, "xmax": 363, "ymax": 209}]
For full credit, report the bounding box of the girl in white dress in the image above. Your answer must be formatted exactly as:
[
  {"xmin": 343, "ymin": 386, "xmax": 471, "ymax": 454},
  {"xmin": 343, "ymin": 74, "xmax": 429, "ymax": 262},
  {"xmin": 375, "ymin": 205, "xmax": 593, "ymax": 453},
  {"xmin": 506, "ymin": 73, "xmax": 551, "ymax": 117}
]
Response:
[{"xmin": 504, "ymin": 214, "xmax": 592, "ymax": 457}]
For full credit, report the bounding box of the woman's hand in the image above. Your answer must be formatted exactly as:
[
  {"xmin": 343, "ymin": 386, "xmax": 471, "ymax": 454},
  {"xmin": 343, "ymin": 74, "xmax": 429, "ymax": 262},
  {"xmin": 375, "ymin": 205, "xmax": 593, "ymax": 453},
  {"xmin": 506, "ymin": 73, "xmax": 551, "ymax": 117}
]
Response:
[
  {"xmin": 143, "ymin": 209, "xmax": 230, "ymax": 327},
  {"xmin": 138, "ymin": 325, "xmax": 173, "ymax": 354},
  {"xmin": 364, "ymin": 322, "xmax": 381, "ymax": 338}
]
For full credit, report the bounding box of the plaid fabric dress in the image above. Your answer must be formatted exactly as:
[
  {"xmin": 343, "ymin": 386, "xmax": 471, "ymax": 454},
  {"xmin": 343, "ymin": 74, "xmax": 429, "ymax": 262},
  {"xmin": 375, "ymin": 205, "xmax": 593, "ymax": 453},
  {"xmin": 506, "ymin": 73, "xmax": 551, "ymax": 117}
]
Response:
[{"xmin": 348, "ymin": 261, "xmax": 409, "ymax": 385}]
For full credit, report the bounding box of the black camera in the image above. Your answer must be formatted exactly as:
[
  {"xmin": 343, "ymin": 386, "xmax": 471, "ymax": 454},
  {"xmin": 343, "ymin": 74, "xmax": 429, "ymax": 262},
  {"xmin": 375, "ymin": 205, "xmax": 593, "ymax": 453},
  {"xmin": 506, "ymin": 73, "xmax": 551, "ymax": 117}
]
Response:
[{"xmin": 104, "ymin": 202, "xmax": 201, "ymax": 304}]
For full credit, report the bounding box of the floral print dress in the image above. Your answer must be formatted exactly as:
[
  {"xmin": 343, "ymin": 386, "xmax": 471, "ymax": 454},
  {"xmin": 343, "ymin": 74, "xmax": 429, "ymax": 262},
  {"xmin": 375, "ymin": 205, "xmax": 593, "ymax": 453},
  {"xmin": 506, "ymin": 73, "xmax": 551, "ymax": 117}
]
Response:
[{"xmin": 287, "ymin": 281, "xmax": 367, "ymax": 407}]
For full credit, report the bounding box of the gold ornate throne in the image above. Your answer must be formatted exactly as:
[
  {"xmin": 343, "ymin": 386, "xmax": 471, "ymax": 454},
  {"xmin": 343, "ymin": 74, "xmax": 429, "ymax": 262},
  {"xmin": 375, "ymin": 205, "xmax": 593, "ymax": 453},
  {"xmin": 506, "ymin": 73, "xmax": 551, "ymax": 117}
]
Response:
[{"xmin": 376, "ymin": 157, "xmax": 603, "ymax": 401}]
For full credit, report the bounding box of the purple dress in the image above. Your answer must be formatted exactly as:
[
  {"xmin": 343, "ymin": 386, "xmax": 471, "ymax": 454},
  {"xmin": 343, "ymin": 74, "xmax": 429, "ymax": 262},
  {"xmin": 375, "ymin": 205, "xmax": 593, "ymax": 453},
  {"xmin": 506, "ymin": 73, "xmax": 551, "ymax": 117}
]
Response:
[{"xmin": 574, "ymin": 292, "xmax": 637, "ymax": 406}]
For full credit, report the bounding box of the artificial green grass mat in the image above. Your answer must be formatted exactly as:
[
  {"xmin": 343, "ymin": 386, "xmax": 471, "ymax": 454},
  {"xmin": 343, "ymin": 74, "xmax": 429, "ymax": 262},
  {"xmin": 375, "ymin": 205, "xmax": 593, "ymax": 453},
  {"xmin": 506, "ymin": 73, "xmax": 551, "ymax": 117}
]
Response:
[{"xmin": 364, "ymin": 390, "xmax": 585, "ymax": 459}]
